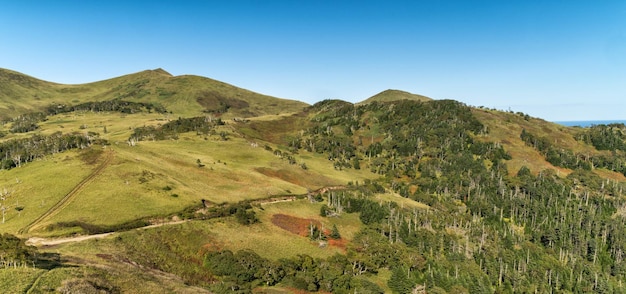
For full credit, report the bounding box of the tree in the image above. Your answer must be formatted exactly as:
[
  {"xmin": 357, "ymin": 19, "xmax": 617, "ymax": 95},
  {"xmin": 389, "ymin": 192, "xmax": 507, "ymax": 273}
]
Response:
[
  {"xmin": 320, "ymin": 204, "xmax": 329, "ymax": 217},
  {"xmin": 235, "ymin": 208, "xmax": 258, "ymax": 225},
  {"xmin": 330, "ymin": 224, "xmax": 341, "ymax": 240},
  {"xmin": 388, "ymin": 266, "xmax": 415, "ymax": 294},
  {"xmin": 0, "ymin": 189, "xmax": 14, "ymax": 224}
]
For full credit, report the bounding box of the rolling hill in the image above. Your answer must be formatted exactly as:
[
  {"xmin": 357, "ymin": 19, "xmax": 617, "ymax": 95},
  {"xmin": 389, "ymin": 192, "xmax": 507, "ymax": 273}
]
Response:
[
  {"xmin": 0, "ymin": 67, "xmax": 308, "ymax": 119},
  {"xmin": 358, "ymin": 89, "xmax": 432, "ymax": 104},
  {"xmin": 1, "ymin": 68, "xmax": 626, "ymax": 293}
]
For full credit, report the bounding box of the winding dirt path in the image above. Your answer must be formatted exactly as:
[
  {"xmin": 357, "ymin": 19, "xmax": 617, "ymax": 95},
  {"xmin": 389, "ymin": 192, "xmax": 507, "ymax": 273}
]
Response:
[
  {"xmin": 25, "ymin": 185, "xmax": 349, "ymax": 246},
  {"xmin": 26, "ymin": 220, "xmax": 188, "ymax": 247},
  {"xmin": 19, "ymin": 150, "xmax": 114, "ymax": 234}
]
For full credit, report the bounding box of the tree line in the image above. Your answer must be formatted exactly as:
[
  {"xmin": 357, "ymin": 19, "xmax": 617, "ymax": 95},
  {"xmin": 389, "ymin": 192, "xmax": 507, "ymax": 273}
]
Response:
[
  {"xmin": 0, "ymin": 131, "xmax": 105, "ymax": 170},
  {"xmin": 129, "ymin": 116, "xmax": 225, "ymax": 142},
  {"xmin": 4, "ymin": 99, "xmax": 167, "ymax": 134}
]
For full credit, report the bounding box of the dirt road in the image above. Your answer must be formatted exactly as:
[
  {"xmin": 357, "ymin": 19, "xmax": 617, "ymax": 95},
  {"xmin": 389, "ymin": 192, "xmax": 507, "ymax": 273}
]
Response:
[{"xmin": 26, "ymin": 220, "xmax": 188, "ymax": 246}]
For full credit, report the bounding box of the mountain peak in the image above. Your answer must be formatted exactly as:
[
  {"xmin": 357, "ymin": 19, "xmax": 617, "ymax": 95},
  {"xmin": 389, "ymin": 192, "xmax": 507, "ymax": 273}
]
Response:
[
  {"xmin": 151, "ymin": 68, "xmax": 173, "ymax": 77},
  {"xmin": 358, "ymin": 89, "xmax": 432, "ymax": 105}
]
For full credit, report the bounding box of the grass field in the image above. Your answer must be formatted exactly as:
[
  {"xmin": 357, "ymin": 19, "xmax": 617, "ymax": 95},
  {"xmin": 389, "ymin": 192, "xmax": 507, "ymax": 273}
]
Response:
[
  {"xmin": 0, "ymin": 107, "xmax": 375, "ymax": 237},
  {"xmin": 0, "ymin": 150, "xmax": 93, "ymax": 235},
  {"xmin": 0, "ymin": 267, "xmax": 46, "ymax": 293}
]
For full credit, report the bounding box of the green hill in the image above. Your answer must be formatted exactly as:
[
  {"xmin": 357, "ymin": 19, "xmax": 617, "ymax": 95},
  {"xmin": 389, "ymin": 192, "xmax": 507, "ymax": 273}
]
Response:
[
  {"xmin": 0, "ymin": 67, "xmax": 308, "ymax": 120},
  {"xmin": 358, "ymin": 89, "xmax": 432, "ymax": 104},
  {"xmin": 1, "ymin": 69, "xmax": 626, "ymax": 293}
]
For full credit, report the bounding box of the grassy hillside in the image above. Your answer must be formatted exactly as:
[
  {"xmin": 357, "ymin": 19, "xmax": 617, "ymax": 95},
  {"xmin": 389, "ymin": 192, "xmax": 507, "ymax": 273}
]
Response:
[
  {"xmin": 1, "ymin": 69, "xmax": 626, "ymax": 293},
  {"xmin": 358, "ymin": 89, "xmax": 432, "ymax": 105},
  {"xmin": 0, "ymin": 67, "xmax": 308, "ymax": 120}
]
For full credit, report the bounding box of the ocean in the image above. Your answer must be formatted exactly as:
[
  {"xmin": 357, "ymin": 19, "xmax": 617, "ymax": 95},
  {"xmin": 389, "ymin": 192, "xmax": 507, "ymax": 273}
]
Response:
[{"xmin": 554, "ymin": 120, "xmax": 626, "ymax": 127}]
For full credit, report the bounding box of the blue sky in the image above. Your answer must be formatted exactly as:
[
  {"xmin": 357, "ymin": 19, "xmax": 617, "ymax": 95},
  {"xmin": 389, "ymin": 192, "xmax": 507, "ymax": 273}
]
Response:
[{"xmin": 1, "ymin": 1, "xmax": 625, "ymax": 121}]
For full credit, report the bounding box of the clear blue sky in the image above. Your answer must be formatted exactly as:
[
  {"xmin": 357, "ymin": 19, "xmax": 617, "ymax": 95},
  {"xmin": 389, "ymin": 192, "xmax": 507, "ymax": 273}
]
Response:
[{"xmin": 1, "ymin": 1, "xmax": 625, "ymax": 121}]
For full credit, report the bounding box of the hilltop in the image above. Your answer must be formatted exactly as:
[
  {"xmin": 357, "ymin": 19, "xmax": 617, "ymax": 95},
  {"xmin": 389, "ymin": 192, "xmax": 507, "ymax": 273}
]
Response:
[
  {"xmin": 0, "ymin": 69, "xmax": 626, "ymax": 293},
  {"xmin": 358, "ymin": 89, "xmax": 432, "ymax": 104},
  {"xmin": 0, "ymin": 67, "xmax": 308, "ymax": 119}
]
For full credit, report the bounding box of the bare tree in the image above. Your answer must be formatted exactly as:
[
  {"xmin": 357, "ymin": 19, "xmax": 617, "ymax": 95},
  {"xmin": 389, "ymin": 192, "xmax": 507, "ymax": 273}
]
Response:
[{"xmin": 0, "ymin": 188, "xmax": 13, "ymax": 224}]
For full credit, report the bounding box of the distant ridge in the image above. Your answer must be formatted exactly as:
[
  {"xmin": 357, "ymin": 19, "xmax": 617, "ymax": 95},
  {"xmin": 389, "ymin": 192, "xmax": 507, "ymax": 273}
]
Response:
[
  {"xmin": 555, "ymin": 120, "xmax": 626, "ymax": 127},
  {"xmin": 151, "ymin": 68, "xmax": 172, "ymax": 77},
  {"xmin": 0, "ymin": 67, "xmax": 308, "ymax": 119},
  {"xmin": 358, "ymin": 89, "xmax": 432, "ymax": 105}
]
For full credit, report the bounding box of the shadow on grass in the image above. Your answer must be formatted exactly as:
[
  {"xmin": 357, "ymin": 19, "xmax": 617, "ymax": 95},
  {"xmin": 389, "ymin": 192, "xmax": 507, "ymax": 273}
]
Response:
[{"xmin": 34, "ymin": 252, "xmax": 65, "ymax": 270}]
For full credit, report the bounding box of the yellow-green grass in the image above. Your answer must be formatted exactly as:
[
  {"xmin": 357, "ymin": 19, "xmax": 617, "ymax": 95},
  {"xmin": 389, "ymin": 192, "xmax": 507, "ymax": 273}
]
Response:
[
  {"xmin": 0, "ymin": 267, "xmax": 46, "ymax": 293},
  {"xmin": 473, "ymin": 109, "xmax": 571, "ymax": 176},
  {"xmin": 0, "ymin": 68, "xmax": 308, "ymax": 120},
  {"xmin": 33, "ymin": 138, "xmax": 303, "ymax": 229},
  {"xmin": 259, "ymin": 199, "xmax": 362, "ymax": 243},
  {"xmin": 473, "ymin": 108, "xmax": 626, "ymax": 181},
  {"xmin": 30, "ymin": 199, "xmax": 365, "ymax": 291},
  {"xmin": 3, "ymin": 261, "xmax": 209, "ymax": 294},
  {"xmin": 54, "ymin": 199, "xmax": 360, "ymax": 261},
  {"xmin": 204, "ymin": 199, "xmax": 363, "ymax": 260},
  {"xmin": 374, "ymin": 192, "xmax": 430, "ymax": 211},
  {"xmin": 0, "ymin": 151, "xmax": 93, "ymax": 235},
  {"xmin": 0, "ymin": 111, "xmax": 168, "ymax": 145},
  {"xmin": 1, "ymin": 106, "xmax": 375, "ymax": 237},
  {"xmin": 48, "ymin": 208, "xmax": 344, "ymax": 280},
  {"xmin": 357, "ymin": 89, "xmax": 432, "ymax": 105}
]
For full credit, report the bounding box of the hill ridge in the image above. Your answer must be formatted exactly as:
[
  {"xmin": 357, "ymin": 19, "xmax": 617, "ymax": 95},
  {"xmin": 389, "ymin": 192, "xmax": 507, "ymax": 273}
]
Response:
[
  {"xmin": 0, "ymin": 68, "xmax": 309, "ymax": 119},
  {"xmin": 358, "ymin": 89, "xmax": 432, "ymax": 104}
]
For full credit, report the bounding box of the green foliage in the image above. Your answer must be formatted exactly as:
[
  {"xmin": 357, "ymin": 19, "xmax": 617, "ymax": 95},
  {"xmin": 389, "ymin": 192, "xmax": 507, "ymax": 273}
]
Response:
[
  {"xmin": 234, "ymin": 207, "xmax": 259, "ymax": 225},
  {"xmin": 330, "ymin": 224, "xmax": 341, "ymax": 239},
  {"xmin": 578, "ymin": 123, "xmax": 626, "ymax": 152},
  {"xmin": 0, "ymin": 233, "xmax": 39, "ymax": 268},
  {"xmin": 4, "ymin": 74, "xmax": 626, "ymax": 293},
  {"xmin": 130, "ymin": 116, "xmax": 224, "ymax": 141},
  {"xmin": 3, "ymin": 99, "xmax": 167, "ymax": 134},
  {"xmin": 524, "ymin": 127, "xmax": 626, "ymax": 175},
  {"xmin": 388, "ymin": 266, "xmax": 416, "ymax": 294},
  {"xmin": 48, "ymin": 219, "xmax": 151, "ymax": 234},
  {"xmin": 46, "ymin": 99, "xmax": 167, "ymax": 115},
  {"xmin": 204, "ymin": 249, "xmax": 382, "ymax": 293},
  {"xmin": 521, "ymin": 128, "xmax": 591, "ymax": 170},
  {"xmin": 0, "ymin": 131, "xmax": 105, "ymax": 170},
  {"xmin": 8, "ymin": 112, "xmax": 46, "ymax": 133},
  {"xmin": 320, "ymin": 204, "xmax": 329, "ymax": 217}
]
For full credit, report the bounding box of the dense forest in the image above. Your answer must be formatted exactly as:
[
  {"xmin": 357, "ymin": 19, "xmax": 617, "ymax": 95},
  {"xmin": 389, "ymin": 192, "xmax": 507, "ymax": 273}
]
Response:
[{"xmin": 217, "ymin": 99, "xmax": 626, "ymax": 293}]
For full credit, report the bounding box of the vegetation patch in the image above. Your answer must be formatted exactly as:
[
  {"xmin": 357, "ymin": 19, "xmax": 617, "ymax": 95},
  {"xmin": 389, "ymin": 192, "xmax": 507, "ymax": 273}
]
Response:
[
  {"xmin": 255, "ymin": 167, "xmax": 307, "ymax": 187},
  {"xmin": 196, "ymin": 90, "xmax": 249, "ymax": 114},
  {"xmin": 46, "ymin": 219, "xmax": 151, "ymax": 235},
  {"xmin": 79, "ymin": 147, "xmax": 104, "ymax": 165},
  {"xmin": 271, "ymin": 213, "xmax": 322, "ymax": 237}
]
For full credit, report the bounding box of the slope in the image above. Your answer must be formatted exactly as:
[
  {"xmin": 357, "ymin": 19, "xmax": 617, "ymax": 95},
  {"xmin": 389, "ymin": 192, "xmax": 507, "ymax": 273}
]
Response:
[
  {"xmin": 2, "ymin": 69, "xmax": 626, "ymax": 293},
  {"xmin": 0, "ymin": 68, "xmax": 308, "ymax": 120},
  {"xmin": 357, "ymin": 89, "xmax": 432, "ymax": 105}
]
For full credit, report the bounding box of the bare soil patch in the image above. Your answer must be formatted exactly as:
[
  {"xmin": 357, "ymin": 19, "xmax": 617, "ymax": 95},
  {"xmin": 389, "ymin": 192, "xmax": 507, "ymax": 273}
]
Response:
[
  {"xmin": 271, "ymin": 214, "xmax": 346, "ymax": 251},
  {"xmin": 271, "ymin": 214, "xmax": 321, "ymax": 237}
]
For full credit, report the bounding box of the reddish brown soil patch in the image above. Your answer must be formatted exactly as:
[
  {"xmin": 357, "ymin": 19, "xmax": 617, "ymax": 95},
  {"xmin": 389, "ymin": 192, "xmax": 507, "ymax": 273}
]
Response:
[
  {"xmin": 328, "ymin": 238, "xmax": 348, "ymax": 250},
  {"xmin": 272, "ymin": 214, "xmax": 322, "ymax": 237},
  {"xmin": 271, "ymin": 214, "xmax": 347, "ymax": 251}
]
